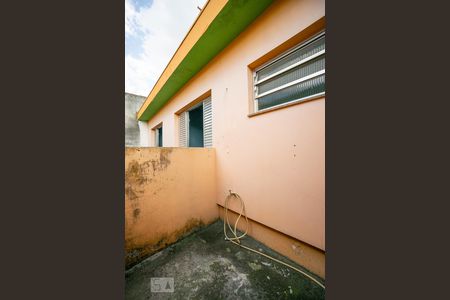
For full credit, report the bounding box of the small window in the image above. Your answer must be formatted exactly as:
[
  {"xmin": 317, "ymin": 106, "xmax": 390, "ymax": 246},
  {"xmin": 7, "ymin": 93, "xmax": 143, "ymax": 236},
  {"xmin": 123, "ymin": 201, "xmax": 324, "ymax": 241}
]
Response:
[
  {"xmin": 153, "ymin": 124, "xmax": 163, "ymax": 147},
  {"xmin": 179, "ymin": 96, "xmax": 212, "ymax": 147},
  {"xmin": 188, "ymin": 103, "xmax": 204, "ymax": 147},
  {"xmin": 253, "ymin": 32, "xmax": 325, "ymax": 112}
]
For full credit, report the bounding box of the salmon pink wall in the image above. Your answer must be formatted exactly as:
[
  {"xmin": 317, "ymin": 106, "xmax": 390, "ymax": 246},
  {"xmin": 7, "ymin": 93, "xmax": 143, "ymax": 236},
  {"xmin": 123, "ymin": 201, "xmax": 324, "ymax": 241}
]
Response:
[{"xmin": 146, "ymin": 0, "xmax": 325, "ymax": 250}]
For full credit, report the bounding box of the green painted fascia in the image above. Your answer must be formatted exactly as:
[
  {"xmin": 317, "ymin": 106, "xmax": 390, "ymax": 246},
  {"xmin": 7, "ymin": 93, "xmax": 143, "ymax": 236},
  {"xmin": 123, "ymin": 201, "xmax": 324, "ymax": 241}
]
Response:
[{"xmin": 138, "ymin": 0, "xmax": 274, "ymax": 121}]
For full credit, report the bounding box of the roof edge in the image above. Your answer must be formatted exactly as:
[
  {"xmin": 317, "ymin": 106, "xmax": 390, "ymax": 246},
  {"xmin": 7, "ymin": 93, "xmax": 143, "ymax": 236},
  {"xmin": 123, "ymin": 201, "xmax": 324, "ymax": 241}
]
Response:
[{"xmin": 137, "ymin": 0, "xmax": 274, "ymax": 121}]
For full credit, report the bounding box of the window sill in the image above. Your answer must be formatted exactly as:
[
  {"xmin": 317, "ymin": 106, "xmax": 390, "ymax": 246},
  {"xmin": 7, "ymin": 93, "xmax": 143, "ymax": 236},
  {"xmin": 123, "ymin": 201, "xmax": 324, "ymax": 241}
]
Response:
[{"xmin": 248, "ymin": 93, "xmax": 325, "ymax": 118}]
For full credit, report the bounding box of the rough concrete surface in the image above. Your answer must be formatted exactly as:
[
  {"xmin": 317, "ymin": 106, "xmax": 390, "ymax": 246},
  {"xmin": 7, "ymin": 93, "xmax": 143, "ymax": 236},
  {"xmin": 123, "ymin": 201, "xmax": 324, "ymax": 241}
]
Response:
[
  {"xmin": 125, "ymin": 220, "xmax": 325, "ymax": 300},
  {"xmin": 125, "ymin": 92, "xmax": 147, "ymax": 147}
]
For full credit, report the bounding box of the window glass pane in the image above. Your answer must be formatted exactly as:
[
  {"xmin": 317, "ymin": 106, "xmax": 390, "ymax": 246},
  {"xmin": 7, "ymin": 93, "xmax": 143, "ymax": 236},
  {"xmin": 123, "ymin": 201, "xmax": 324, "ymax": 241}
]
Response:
[
  {"xmin": 257, "ymin": 56, "xmax": 324, "ymax": 95},
  {"xmin": 157, "ymin": 127, "xmax": 163, "ymax": 146},
  {"xmin": 257, "ymin": 74, "xmax": 324, "ymax": 110},
  {"xmin": 188, "ymin": 104, "xmax": 204, "ymax": 147},
  {"xmin": 257, "ymin": 35, "xmax": 325, "ymax": 81}
]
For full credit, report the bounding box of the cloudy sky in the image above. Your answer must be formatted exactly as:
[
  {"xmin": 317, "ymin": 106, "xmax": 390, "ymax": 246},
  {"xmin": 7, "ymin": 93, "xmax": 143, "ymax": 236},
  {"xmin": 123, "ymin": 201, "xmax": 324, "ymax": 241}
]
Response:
[{"xmin": 125, "ymin": 0, "xmax": 208, "ymax": 96}]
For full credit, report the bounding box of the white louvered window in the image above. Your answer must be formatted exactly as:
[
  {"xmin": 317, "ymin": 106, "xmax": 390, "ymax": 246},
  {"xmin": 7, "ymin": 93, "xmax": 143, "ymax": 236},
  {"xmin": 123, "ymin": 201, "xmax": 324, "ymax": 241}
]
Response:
[
  {"xmin": 178, "ymin": 97, "xmax": 212, "ymax": 148},
  {"xmin": 179, "ymin": 111, "xmax": 188, "ymax": 147},
  {"xmin": 253, "ymin": 32, "xmax": 325, "ymax": 111},
  {"xmin": 203, "ymin": 97, "xmax": 212, "ymax": 147}
]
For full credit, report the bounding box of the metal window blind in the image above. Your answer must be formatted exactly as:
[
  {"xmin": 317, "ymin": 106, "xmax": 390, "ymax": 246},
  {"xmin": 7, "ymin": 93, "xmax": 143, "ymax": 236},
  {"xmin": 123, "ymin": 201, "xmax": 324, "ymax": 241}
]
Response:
[
  {"xmin": 155, "ymin": 128, "xmax": 159, "ymax": 146},
  {"xmin": 179, "ymin": 111, "xmax": 188, "ymax": 147},
  {"xmin": 203, "ymin": 97, "xmax": 212, "ymax": 147},
  {"xmin": 255, "ymin": 33, "xmax": 325, "ymax": 111}
]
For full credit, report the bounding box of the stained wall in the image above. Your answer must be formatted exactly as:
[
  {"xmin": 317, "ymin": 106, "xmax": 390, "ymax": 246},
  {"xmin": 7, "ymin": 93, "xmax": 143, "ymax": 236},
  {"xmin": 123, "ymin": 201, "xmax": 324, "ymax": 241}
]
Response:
[{"xmin": 125, "ymin": 147, "xmax": 217, "ymax": 268}]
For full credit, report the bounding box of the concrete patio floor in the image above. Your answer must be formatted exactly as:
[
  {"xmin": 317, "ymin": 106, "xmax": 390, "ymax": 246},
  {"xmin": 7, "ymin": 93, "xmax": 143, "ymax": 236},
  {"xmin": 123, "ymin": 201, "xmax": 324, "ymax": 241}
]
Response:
[{"xmin": 125, "ymin": 220, "xmax": 325, "ymax": 300}]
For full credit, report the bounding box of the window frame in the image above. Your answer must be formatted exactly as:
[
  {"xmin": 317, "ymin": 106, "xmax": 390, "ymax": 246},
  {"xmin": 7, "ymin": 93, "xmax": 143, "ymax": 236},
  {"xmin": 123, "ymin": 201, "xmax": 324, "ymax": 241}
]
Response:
[
  {"xmin": 252, "ymin": 31, "xmax": 325, "ymax": 114},
  {"xmin": 175, "ymin": 90, "xmax": 212, "ymax": 148},
  {"xmin": 152, "ymin": 123, "xmax": 163, "ymax": 147}
]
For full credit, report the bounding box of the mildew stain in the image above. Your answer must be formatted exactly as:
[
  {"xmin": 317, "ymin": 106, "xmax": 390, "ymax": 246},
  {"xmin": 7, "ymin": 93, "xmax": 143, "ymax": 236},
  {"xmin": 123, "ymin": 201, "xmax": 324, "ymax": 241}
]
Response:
[
  {"xmin": 148, "ymin": 148, "xmax": 173, "ymax": 175},
  {"xmin": 125, "ymin": 186, "xmax": 139, "ymax": 201}
]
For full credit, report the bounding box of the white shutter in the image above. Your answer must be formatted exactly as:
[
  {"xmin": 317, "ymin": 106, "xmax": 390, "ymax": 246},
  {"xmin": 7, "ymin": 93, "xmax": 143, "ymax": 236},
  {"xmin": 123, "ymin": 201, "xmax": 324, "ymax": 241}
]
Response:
[
  {"xmin": 203, "ymin": 97, "xmax": 212, "ymax": 147},
  {"xmin": 179, "ymin": 111, "xmax": 188, "ymax": 147}
]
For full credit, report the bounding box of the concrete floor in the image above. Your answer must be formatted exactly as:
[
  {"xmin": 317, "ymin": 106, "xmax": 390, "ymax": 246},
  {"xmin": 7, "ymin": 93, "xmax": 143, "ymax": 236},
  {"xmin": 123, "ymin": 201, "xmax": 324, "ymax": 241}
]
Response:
[{"xmin": 125, "ymin": 220, "xmax": 325, "ymax": 300}]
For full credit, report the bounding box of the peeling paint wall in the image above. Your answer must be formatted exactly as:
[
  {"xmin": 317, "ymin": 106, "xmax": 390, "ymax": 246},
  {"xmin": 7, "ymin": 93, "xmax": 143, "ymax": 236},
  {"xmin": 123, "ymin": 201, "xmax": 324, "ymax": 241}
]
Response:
[{"xmin": 125, "ymin": 147, "xmax": 217, "ymax": 268}]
